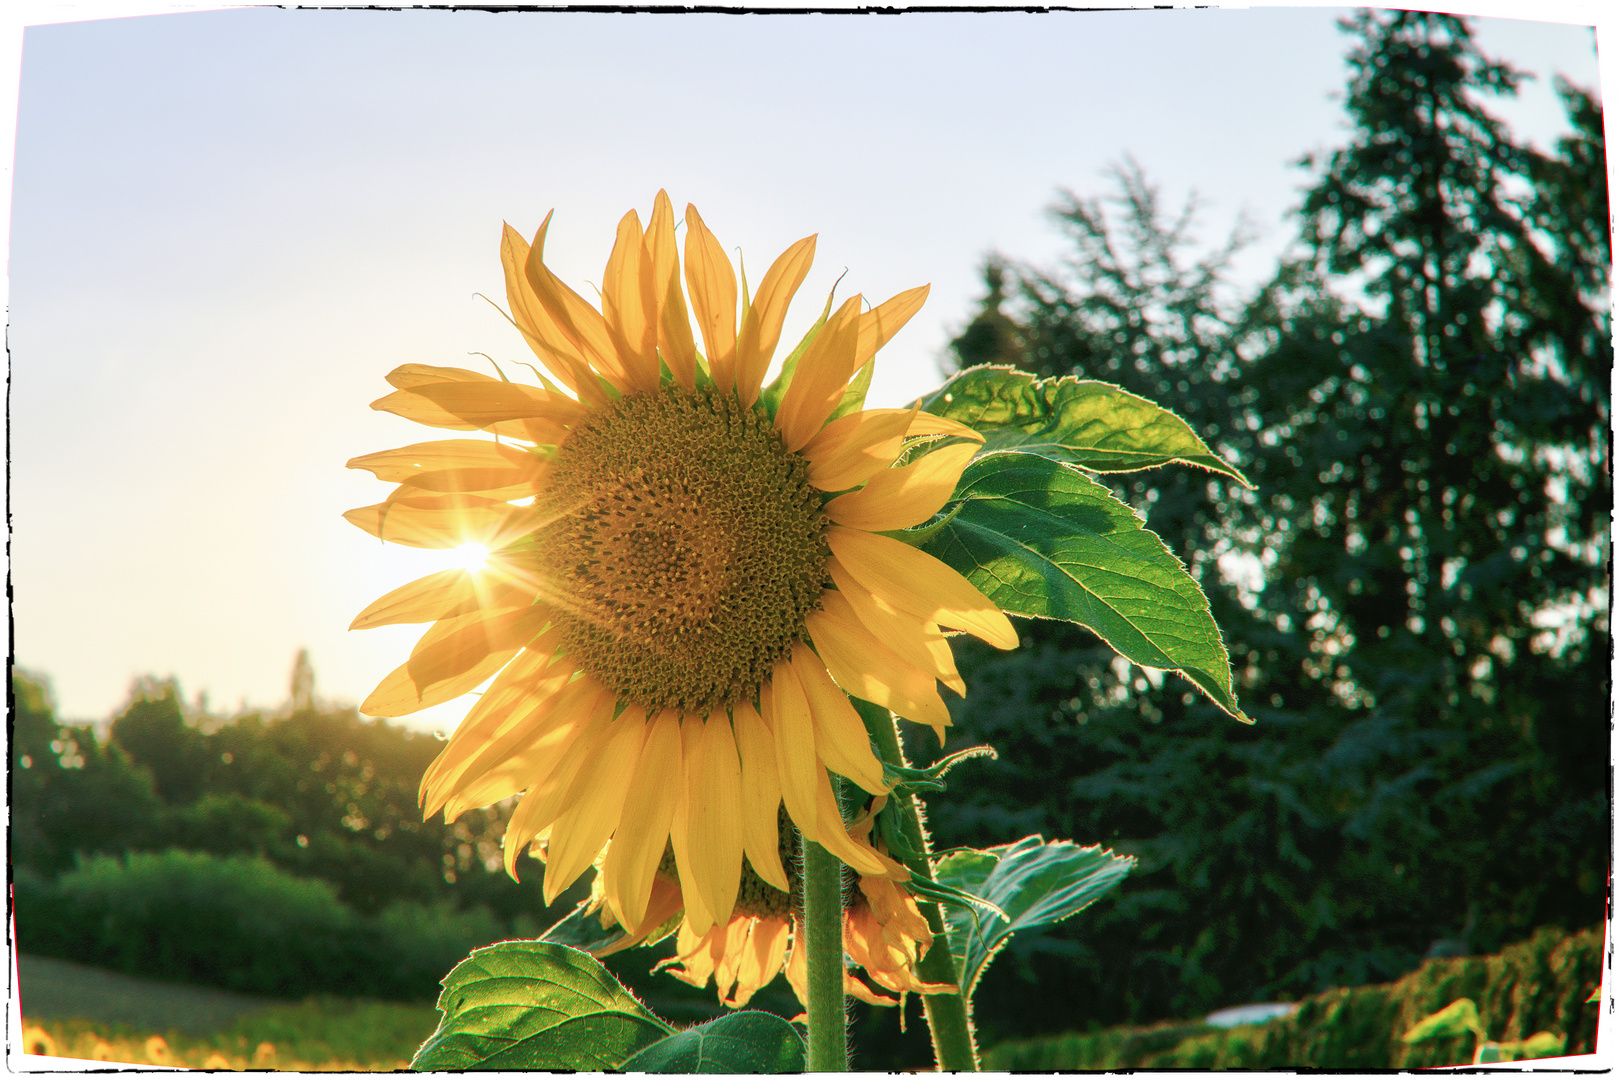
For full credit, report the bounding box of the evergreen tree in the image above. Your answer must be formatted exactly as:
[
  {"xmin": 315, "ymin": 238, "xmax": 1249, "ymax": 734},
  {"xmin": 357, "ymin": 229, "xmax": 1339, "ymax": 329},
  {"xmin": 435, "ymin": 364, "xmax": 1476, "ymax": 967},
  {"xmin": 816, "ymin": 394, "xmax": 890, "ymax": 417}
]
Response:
[
  {"xmin": 1243, "ymin": 8, "xmax": 1607, "ymax": 955},
  {"xmin": 929, "ymin": 11, "xmax": 1607, "ymax": 1039}
]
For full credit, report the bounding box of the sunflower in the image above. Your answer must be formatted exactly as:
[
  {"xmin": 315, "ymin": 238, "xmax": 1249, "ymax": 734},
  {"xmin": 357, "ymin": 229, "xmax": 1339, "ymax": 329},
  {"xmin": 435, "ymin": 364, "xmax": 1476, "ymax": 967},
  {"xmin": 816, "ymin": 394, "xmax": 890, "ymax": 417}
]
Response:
[
  {"xmin": 588, "ymin": 795, "xmax": 953, "ymax": 1010},
  {"xmin": 345, "ymin": 191, "xmax": 1016, "ymax": 941}
]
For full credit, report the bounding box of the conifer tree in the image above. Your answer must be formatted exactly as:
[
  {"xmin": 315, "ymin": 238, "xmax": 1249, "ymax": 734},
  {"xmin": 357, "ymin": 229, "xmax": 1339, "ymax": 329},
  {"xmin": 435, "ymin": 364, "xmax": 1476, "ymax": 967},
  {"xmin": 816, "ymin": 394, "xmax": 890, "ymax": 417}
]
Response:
[{"xmin": 933, "ymin": 11, "xmax": 1608, "ymax": 1037}]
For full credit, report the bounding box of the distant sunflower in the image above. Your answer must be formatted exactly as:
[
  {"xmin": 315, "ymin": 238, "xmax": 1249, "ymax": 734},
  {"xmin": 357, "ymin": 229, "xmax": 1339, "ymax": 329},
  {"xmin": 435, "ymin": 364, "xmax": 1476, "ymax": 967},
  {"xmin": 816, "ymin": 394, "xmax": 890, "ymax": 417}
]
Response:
[{"xmin": 345, "ymin": 191, "xmax": 1016, "ymax": 938}]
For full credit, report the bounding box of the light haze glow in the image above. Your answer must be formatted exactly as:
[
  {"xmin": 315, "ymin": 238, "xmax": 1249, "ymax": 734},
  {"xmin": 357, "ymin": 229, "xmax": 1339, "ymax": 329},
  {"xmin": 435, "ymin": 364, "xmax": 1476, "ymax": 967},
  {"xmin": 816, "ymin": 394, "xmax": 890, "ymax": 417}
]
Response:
[{"xmin": 6, "ymin": 2, "xmax": 1608, "ymax": 734}]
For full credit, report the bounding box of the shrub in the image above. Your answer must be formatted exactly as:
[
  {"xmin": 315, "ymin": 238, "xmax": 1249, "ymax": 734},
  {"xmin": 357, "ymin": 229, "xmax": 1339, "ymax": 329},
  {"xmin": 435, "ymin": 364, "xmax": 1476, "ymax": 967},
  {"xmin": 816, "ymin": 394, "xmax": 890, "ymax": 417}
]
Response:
[{"xmin": 984, "ymin": 925, "xmax": 1603, "ymax": 1069}]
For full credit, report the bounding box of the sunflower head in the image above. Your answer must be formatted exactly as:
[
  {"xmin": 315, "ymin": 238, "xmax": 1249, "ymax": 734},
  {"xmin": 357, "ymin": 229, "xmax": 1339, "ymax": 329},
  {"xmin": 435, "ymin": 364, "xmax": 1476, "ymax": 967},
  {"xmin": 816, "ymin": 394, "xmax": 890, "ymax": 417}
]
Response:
[{"xmin": 345, "ymin": 192, "xmax": 1015, "ymax": 938}]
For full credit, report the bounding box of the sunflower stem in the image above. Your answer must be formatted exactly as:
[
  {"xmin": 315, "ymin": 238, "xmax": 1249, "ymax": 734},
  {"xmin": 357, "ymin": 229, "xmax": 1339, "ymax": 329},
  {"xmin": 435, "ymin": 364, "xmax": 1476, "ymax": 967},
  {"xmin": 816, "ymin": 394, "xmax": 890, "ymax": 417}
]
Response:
[
  {"xmin": 857, "ymin": 701, "xmax": 981, "ymax": 1072},
  {"xmin": 801, "ymin": 778, "xmax": 849, "ymax": 1072}
]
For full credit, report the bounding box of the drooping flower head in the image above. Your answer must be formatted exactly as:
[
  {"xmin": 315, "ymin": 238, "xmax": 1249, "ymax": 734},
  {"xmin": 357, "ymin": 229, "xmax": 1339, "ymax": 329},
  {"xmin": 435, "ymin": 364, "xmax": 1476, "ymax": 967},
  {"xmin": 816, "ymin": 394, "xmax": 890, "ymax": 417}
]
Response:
[
  {"xmin": 586, "ymin": 795, "xmax": 953, "ymax": 1011},
  {"xmin": 345, "ymin": 192, "xmax": 1016, "ymax": 942}
]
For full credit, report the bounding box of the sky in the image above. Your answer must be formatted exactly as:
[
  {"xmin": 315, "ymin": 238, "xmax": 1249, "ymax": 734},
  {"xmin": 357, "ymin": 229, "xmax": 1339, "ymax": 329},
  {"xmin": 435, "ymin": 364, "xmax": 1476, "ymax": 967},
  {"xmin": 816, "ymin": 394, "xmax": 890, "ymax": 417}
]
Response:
[{"xmin": 5, "ymin": 0, "xmax": 1610, "ymax": 737}]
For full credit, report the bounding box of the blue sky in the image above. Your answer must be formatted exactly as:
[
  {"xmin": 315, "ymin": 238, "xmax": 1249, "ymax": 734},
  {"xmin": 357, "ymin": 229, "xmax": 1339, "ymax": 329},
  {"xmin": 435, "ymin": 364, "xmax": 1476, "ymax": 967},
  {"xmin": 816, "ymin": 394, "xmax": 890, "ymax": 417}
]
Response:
[{"xmin": 4, "ymin": 1, "xmax": 1608, "ymax": 734}]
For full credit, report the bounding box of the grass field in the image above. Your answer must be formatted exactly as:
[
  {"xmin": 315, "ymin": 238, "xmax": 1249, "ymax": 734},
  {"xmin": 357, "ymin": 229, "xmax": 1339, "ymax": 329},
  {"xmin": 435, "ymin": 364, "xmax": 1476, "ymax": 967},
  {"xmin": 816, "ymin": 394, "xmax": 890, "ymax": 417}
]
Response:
[{"xmin": 17, "ymin": 954, "xmax": 439, "ymax": 1069}]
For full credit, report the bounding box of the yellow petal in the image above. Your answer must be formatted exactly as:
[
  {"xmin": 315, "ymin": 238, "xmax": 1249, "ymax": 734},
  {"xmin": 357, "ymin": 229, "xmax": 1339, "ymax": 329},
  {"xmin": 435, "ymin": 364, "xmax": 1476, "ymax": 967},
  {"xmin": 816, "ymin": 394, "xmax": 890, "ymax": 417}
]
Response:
[
  {"xmin": 789, "ymin": 640, "xmax": 888, "ymax": 794},
  {"xmin": 827, "ymin": 526, "xmax": 1018, "ymax": 649},
  {"xmin": 374, "ymin": 380, "xmax": 582, "ymax": 432},
  {"xmin": 500, "ymin": 690, "xmax": 616, "ymax": 879},
  {"xmin": 543, "ymin": 710, "xmax": 647, "ymax": 905},
  {"xmin": 906, "ymin": 411, "xmax": 985, "ymax": 442},
  {"xmin": 734, "ymin": 235, "xmax": 816, "ymax": 406},
  {"xmin": 852, "ymin": 285, "xmax": 929, "ymax": 370},
  {"xmin": 684, "ymin": 205, "xmax": 739, "ymax": 395},
  {"xmin": 647, "ymin": 193, "xmax": 698, "ymax": 392},
  {"xmin": 347, "ymin": 439, "xmax": 544, "ymax": 498},
  {"xmin": 425, "ymin": 664, "xmax": 593, "ymax": 818},
  {"xmin": 732, "ymin": 701, "xmax": 789, "ymax": 892},
  {"xmin": 500, "ymin": 220, "xmax": 607, "ymax": 404},
  {"xmin": 386, "ymin": 363, "xmax": 499, "ymax": 390},
  {"xmin": 362, "ymin": 647, "xmax": 514, "ymax": 719},
  {"xmin": 521, "ymin": 215, "xmax": 629, "ymax": 391},
  {"xmin": 669, "ymin": 716, "xmax": 716, "ymax": 934},
  {"xmin": 760, "ymin": 658, "xmax": 820, "ymax": 842},
  {"xmin": 404, "ymin": 604, "xmax": 550, "ymax": 693},
  {"xmin": 805, "ymin": 604, "xmax": 951, "ymax": 730},
  {"xmin": 730, "ymin": 916, "xmax": 791, "ymax": 1008},
  {"xmin": 682, "ymin": 715, "xmax": 745, "ymax": 928},
  {"xmin": 807, "ymin": 765, "xmax": 892, "ymax": 877},
  {"xmin": 601, "ymin": 709, "xmax": 682, "ymax": 929},
  {"xmin": 774, "ymin": 295, "xmax": 863, "ymax": 452},
  {"xmin": 342, "ymin": 490, "xmax": 543, "ymax": 551},
  {"xmin": 438, "ymin": 678, "xmax": 608, "ymax": 822},
  {"xmin": 417, "ymin": 642, "xmax": 565, "ymax": 809},
  {"xmin": 802, "ymin": 407, "xmax": 918, "ymax": 492},
  {"xmin": 825, "ymin": 442, "xmax": 977, "ymax": 532},
  {"xmin": 350, "ymin": 568, "xmax": 472, "ymax": 630},
  {"xmin": 829, "ymin": 561, "xmax": 965, "ymax": 695},
  {"xmin": 602, "ymin": 209, "xmax": 661, "ymax": 393}
]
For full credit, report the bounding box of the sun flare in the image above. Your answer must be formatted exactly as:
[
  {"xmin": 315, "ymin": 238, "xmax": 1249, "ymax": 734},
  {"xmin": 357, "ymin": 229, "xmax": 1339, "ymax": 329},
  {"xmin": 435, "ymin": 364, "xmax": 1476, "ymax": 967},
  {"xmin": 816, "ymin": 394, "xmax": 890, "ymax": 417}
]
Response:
[{"xmin": 449, "ymin": 542, "xmax": 489, "ymax": 573}]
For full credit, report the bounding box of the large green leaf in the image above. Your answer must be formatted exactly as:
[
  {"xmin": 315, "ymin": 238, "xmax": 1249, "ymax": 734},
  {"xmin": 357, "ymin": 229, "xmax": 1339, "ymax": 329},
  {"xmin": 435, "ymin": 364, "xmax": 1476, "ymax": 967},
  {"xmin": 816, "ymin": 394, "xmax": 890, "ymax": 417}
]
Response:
[
  {"xmin": 410, "ymin": 941, "xmax": 673, "ymax": 1071},
  {"xmin": 920, "ymin": 450, "xmax": 1250, "ymax": 721},
  {"xmin": 932, "ymin": 836, "xmax": 1135, "ymax": 998},
  {"xmin": 617, "ymin": 1010, "xmax": 806, "ymax": 1073},
  {"xmin": 914, "ymin": 365, "xmax": 1252, "ymax": 486}
]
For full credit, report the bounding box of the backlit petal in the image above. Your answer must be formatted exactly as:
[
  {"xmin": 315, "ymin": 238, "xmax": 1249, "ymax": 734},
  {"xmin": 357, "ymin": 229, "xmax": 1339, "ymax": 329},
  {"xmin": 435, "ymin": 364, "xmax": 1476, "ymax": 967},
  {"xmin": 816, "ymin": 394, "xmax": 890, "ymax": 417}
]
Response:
[
  {"xmin": 647, "ymin": 193, "xmax": 698, "ymax": 391},
  {"xmin": 521, "ymin": 216, "xmax": 629, "ymax": 391},
  {"xmin": 436, "ymin": 675, "xmax": 606, "ymax": 821},
  {"xmin": 805, "ymin": 604, "xmax": 951, "ymax": 730},
  {"xmin": 802, "ymin": 407, "xmax": 918, "ymax": 491},
  {"xmin": 790, "ymin": 640, "xmax": 888, "ymax": 794},
  {"xmin": 684, "ymin": 205, "xmax": 739, "ymax": 394},
  {"xmin": 906, "ymin": 411, "xmax": 985, "ymax": 442},
  {"xmin": 500, "ymin": 691, "xmax": 617, "ymax": 879},
  {"xmin": 404, "ymin": 605, "xmax": 550, "ymax": 693},
  {"xmin": 343, "ymin": 490, "xmax": 543, "ymax": 551},
  {"xmin": 732, "ymin": 701, "xmax": 789, "ymax": 892},
  {"xmin": 852, "ymin": 285, "xmax": 929, "ymax": 370},
  {"xmin": 543, "ymin": 711, "xmax": 648, "ymax": 905},
  {"xmin": 760, "ymin": 658, "xmax": 819, "ymax": 841},
  {"xmin": 735, "ymin": 235, "xmax": 816, "ymax": 405},
  {"xmin": 669, "ymin": 716, "xmax": 716, "ymax": 934},
  {"xmin": 683, "ymin": 715, "xmax": 745, "ymax": 928},
  {"xmin": 774, "ymin": 295, "xmax": 863, "ymax": 452},
  {"xmin": 501, "ymin": 220, "xmax": 605, "ymax": 403},
  {"xmin": 827, "ymin": 526, "xmax": 1018, "ymax": 649},
  {"xmin": 602, "ymin": 209, "xmax": 661, "ymax": 392},
  {"xmin": 825, "ymin": 442, "xmax": 977, "ymax": 531},
  {"xmin": 601, "ymin": 709, "xmax": 682, "ymax": 929},
  {"xmin": 829, "ymin": 561, "xmax": 964, "ymax": 695}
]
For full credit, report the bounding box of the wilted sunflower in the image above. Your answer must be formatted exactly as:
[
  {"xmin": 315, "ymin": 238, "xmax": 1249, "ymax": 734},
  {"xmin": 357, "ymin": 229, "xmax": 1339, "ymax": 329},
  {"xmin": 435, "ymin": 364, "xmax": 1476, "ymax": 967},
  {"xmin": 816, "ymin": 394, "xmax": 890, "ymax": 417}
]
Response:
[{"xmin": 345, "ymin": 191, "xmax": 1016, "ymax": 940}]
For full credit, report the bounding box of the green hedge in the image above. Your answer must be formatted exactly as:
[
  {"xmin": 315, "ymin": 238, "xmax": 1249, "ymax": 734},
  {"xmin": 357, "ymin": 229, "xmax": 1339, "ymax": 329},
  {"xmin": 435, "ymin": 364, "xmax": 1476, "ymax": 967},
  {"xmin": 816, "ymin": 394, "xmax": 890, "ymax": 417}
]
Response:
[
  {"xmin": 984, "ymin": 925, "xmax": 1603, "ymax": 1069},
  {"xmin": 13, "ymin": 849, "xmax": 510, "ymax": 1001}
]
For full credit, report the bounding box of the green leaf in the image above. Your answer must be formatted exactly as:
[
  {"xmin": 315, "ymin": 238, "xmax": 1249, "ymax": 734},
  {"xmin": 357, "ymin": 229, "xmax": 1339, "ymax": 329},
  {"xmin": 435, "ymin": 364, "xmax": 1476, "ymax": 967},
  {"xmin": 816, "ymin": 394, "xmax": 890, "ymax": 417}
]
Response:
[
  {"xmin": 617, "ymin": 1010, "xmax": 806, "ymax": 1073},
  {"xmin": 410, "ymin": 940, "xmax": 673, "ymax": 1071},
  {"xmin": 932, "ymin": 835, "xmax": 1135, "ymax": 998},
  {"xmin": 914, "ymin": 365, "xmax": 1252, "ymax": 487},
  {"xmin": 921, "ymin": 450, "xmax": 1250, "ymax": 721},
  {"xmin": 1401, "ymin": 997, "xmax": 1486, "ymax": 1044},
  {"xmin": 538, "ymin": 899, "xmax": 632, "ymax": 954}
]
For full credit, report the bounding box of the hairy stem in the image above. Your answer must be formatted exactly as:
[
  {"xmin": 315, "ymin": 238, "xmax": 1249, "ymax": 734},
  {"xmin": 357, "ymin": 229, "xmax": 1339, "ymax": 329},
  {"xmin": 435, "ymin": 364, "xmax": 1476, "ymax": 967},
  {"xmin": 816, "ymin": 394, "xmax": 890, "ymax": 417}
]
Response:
[
  {"xmin": 800, "ymin": 775, "xmax": 848, "ymax": 1072},
  {"xmin": 857, "ymin": 701, "xmax": 980, "ymax": 1071}
]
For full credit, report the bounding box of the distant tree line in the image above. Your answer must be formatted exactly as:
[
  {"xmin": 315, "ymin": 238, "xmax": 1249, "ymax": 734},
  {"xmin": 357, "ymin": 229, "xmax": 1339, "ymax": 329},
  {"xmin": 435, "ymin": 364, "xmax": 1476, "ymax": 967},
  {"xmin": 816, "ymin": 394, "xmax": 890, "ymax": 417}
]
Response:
[
  {"xmin": 924, "ymin": 9, "xmax": 1607, "ymax": 1048},
  {"xmin": 9, "ymin": 653, "xmax": 588, "ymax": 1000}
]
